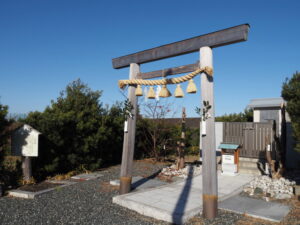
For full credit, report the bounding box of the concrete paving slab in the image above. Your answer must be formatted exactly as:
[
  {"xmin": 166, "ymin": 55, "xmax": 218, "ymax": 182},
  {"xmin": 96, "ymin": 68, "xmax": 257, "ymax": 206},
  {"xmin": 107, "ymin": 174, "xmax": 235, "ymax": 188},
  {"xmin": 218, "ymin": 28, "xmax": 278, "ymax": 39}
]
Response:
[
  {"xmin": 219, "ymin": 195, "xmax": 291, "ymax": 222},
  {"xmin": 71, "ymin": 172, "xmax": 103, "ymax": 181},
  {"xmin": 113, "ymin": 172, "xmax": 255, "ymax": 224},
  {"xmin": 110, "ymin": 176, "xmax": 167, "ymax": 190}
]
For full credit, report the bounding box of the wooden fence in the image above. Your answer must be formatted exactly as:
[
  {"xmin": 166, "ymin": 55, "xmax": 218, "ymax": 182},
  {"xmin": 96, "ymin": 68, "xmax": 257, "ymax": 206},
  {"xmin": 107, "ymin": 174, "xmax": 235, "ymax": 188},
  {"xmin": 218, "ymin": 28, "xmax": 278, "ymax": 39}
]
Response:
[{"xmin": 223, "ymin": 122, "xmax": 275, "ymax": 158}]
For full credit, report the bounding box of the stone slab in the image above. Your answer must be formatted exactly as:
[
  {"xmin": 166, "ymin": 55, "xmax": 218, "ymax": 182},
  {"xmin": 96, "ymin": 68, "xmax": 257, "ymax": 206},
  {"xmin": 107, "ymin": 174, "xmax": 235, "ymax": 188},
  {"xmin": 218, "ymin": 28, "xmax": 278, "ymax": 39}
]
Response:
[
  {"xmin": 71, "ymin": 173, "xmax": 103, "ymax": 181},
  {"xmin": 219, "ymin": 195, "xmax": 290, "ymax": 222},
  {"xmin": 113, "ymin": 172, "xmax": 256, "ymax": 224},
  {"xmin": 110, "ymin": 176, "xmax": 167, "ymax": 190},
  {"xmin": 8, "ymin": 181, "xmax": 76, "ymax": 199}
]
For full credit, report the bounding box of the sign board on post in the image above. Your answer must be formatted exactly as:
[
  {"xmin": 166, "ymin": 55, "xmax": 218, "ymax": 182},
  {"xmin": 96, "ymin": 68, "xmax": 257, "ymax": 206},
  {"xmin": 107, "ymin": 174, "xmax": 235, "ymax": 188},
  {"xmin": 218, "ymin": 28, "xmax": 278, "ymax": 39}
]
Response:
[
  {"xmin": 11, "ymin": 124, "xmax": 40, "ymax": 157},
  {"xmin": 218, "ymin": 143, "xmax": 239, "ymax": 176},
  {"xmin": 222, "ymin": 154, "xmax": 234, "ymax": 164}
]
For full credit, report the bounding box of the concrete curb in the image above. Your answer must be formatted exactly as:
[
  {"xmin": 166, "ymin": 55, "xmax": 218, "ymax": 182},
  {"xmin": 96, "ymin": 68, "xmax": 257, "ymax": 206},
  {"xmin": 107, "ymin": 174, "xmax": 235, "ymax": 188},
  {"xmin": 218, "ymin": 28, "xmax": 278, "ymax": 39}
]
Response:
[
  {"xmin": 71, "ymin": 173, "xmax": 103, "ymax": 181},
  {"xmin": 8, "ymin": 180, "xmax": 76, "ymax": 199}
]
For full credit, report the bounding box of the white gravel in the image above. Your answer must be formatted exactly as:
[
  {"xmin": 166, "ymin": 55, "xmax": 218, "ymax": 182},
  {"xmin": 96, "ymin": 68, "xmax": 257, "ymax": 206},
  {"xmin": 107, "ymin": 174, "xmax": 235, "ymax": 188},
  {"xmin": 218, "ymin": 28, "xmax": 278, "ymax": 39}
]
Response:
[
  {"xmin": 159, "ymin": 164, "xmax": 202, "ymax": 178},
  {"xmin": 243, "ymin": 175, "xmax": 296, "ymax": 199}
]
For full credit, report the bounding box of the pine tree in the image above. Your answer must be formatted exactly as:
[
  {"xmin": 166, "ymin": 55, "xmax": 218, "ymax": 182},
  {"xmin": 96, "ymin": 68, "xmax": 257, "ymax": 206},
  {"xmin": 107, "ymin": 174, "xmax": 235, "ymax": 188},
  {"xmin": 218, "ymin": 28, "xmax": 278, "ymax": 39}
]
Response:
[
  {"xmin": 24, "ymin": 79, "xmax": 124, "ymax": 177},
  {"xmin": 0, "ymin": 103, "xmax": 9, "ymax": 184},
  {"xmin": 282, "ymin": 71, "xmax": 300, "ymax": 152}
]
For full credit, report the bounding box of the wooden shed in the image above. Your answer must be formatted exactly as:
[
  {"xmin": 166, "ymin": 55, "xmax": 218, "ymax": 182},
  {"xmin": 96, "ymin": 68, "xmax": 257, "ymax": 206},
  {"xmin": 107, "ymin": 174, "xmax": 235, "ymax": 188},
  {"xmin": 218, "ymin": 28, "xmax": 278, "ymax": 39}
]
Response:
[{"xmin": 247, "ymin": 97, "xmax": 290, "ymax": 136}]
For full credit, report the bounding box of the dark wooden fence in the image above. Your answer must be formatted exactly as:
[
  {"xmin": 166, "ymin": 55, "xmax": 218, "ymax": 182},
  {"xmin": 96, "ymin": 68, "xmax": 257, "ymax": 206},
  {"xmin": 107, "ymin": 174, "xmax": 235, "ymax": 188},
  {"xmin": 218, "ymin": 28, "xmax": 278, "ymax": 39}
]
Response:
[{"xmin": 223, "ymin": 122, "xmax": 275, "ymax": 158}]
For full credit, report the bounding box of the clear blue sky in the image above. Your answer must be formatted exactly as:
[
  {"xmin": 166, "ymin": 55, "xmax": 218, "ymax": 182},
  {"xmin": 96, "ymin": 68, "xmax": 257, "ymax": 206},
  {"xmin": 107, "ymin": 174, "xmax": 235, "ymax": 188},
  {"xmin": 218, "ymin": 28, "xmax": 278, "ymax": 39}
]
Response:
[{"xmin": 0, "ymin": 0, "xmax": 299, "ymax": 117}]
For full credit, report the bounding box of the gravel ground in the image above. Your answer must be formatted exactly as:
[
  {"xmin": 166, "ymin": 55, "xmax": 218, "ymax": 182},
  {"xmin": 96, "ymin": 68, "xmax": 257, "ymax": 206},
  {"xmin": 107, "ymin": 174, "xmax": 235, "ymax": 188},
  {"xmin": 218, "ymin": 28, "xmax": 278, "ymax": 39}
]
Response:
[
  {"xmin": 0, "ymin": 160, "xmax": 298, "ymax": 225},
  {"xmin": 0, "ymin": 161, "xmax": 170, "ymax": 225}
]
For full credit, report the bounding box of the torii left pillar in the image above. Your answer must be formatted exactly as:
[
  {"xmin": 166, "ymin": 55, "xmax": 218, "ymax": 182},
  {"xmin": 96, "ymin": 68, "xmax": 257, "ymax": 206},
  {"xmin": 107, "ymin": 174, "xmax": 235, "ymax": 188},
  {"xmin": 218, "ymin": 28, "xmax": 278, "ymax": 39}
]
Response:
[{"xmin": 119, "ymin": 63, "xmax": 139, "ymax": 194}]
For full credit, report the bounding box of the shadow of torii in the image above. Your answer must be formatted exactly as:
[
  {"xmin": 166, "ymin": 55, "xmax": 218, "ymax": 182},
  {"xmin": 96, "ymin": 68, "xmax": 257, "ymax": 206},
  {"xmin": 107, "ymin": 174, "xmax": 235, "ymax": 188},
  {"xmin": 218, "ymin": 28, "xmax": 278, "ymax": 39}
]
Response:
[{"xmin": 172, "ymin": 165, "xmax": 194, "ymax": 224}]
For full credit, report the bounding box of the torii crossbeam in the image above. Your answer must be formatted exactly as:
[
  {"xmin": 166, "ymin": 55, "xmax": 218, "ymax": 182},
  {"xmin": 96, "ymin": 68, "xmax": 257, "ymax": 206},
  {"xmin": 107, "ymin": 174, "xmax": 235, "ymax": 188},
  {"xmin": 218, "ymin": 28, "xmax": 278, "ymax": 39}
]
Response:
[{"xmin": 112, "ymin": 24, "xmax": 249, "ymax": 219}]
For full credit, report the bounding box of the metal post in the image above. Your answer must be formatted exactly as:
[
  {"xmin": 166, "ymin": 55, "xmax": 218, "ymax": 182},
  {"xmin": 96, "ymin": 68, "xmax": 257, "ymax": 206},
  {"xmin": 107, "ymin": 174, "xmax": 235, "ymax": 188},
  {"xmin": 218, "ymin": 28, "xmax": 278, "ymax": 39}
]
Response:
[
  {"xmin": 200, "ymin": 46, "xmax": 218, "ymax": 219},
  {"xmin": 119, "ymin": 63, "xmax": 139, "ymax": 194}
]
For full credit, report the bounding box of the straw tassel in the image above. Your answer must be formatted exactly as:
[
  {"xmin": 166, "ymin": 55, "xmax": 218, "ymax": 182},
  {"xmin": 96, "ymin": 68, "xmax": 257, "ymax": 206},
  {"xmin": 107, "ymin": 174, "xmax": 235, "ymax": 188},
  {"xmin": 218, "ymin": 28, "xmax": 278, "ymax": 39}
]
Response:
[
  {"xmin": 135, "ymin": 85, "xmax": 143, "ymax": 96},
  {"xmin": 159, "ymin": 85, "xmax": 171, "ymax": 97},
  {"xmin": 186, "ymin": 79, "xmax": 197, "ymax": 93},
  {"xmin": 147, "ymin": 86, "xmax": 156, "ymax": 99},
  {"xmin": 174, "ymin": 84, "xmax": 184, "ymax": 98}
]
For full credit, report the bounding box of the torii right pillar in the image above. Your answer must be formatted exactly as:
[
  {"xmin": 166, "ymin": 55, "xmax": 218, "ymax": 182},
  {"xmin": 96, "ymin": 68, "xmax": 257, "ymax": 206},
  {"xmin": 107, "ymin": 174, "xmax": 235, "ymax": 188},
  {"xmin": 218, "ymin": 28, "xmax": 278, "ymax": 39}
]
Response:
[{"xmin": 200, "ymin": 46, "xmax": 218, "ymax": 219}]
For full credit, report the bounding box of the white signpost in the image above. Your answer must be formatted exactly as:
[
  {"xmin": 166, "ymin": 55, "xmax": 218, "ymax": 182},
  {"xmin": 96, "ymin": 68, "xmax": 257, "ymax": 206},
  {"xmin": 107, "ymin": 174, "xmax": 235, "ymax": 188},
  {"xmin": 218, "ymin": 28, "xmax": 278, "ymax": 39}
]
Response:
[
  {"xmin": 219, "ymin": 143, "xmax": 239, "ymax": 176},
  {"xmin": 222, "ymin": 154, "xmax": 234, "ymax": 164},
  {"xmin": 11, "ymin": 124, "xmax": 41, "ymax": 181},
  {"xmin": 221, "ymin": 157, "xmax": 238, "ymax": 176},
  {"xmin": 12, "ymin": 124, "xmax": 40, "ymax": 157}
]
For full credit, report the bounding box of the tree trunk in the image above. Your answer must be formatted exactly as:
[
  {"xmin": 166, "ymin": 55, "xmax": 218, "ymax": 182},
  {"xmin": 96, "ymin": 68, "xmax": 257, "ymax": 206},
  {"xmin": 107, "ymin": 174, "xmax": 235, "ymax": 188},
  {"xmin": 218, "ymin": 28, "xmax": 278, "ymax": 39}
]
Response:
[{"xmin": 178, "ymin": 107, "xmax": 186, "ymax": 169}]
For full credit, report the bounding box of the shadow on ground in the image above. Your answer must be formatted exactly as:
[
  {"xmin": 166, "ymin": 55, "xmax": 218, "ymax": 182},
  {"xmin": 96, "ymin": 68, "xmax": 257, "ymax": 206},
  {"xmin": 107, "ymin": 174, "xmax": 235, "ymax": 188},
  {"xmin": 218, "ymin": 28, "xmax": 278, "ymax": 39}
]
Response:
[{"xmin": 172, "ymin": 166, "xmax": 194, "ymax": 224}]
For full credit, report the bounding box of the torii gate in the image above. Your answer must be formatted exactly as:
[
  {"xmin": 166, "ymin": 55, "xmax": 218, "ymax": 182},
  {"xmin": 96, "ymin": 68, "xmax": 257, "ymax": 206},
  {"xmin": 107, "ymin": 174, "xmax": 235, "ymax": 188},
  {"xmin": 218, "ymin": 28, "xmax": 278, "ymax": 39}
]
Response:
[{"xmin": 112, "ymin": 24, "xmax": 249, "ymax": 219}]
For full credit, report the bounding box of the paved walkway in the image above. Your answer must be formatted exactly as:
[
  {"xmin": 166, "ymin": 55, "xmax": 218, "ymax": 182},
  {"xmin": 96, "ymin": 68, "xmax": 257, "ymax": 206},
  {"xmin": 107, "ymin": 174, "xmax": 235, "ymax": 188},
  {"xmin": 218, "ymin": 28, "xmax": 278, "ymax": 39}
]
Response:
[{"xmin": 113, "ymin": 171, "xmax": 256, "ymax": 224}]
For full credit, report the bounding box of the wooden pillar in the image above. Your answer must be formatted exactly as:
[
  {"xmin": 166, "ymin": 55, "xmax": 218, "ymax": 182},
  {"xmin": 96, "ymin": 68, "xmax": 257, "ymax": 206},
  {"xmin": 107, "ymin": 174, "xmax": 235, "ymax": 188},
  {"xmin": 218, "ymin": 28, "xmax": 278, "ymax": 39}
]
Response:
[
  {"xmin": 22, "ymin": 156, "xmax": 32, "ymax": 181},
  {"xmin": 200, "ymin": 46, "xmax": 218, "ymax": 219},
  {"xmin": 119, "ymin": 63, "xmax": 139, "ymax": 195}
]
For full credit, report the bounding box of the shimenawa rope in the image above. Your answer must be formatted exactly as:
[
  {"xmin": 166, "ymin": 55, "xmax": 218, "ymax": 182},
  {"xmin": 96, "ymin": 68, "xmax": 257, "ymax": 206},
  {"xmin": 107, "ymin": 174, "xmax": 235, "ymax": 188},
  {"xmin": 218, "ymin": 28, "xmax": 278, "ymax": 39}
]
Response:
[{"xmin": 118, "ymin": 66, "xmax": 213, "ymax": 89}]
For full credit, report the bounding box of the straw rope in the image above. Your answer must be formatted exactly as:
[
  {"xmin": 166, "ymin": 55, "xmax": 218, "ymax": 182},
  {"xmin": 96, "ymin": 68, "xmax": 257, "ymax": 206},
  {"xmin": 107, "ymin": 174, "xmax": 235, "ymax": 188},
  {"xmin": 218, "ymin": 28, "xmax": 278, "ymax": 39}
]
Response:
[{"xmin": 118, "ymin": 66, "xmax": 213, "ymax": 89}]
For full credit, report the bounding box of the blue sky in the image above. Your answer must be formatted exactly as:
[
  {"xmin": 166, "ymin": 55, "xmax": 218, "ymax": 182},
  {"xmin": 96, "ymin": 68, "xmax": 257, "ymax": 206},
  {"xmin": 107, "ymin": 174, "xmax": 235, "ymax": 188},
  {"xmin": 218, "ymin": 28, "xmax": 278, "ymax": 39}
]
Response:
[{"xmin": 0, "ymin": 0, "xmax": 299, "ymax": 117}]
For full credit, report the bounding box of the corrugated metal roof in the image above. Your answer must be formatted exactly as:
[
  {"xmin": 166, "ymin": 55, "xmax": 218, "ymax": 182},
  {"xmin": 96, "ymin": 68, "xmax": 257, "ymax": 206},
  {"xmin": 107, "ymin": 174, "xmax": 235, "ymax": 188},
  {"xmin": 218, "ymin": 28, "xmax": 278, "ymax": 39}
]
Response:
[{"xmin": 247, "ymin": 98, "xmax": 285, "ymax": 109}]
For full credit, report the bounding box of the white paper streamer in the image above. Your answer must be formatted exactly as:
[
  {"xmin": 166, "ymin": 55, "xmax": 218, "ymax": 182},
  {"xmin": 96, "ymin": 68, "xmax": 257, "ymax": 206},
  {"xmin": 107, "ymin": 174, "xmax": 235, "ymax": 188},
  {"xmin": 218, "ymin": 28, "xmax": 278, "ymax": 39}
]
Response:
[
  {"xmin": 124, "ymin": 120, "xmax": 128, "ymax": 132},
  {"xmin": 201, "ymin": 120, "xmax": 206, "ymax": 136},
  {"xmin": 155, "ymin": 85, "xmax": 161, "ymax": 101},
  {"xmin": 144, "ymin": 87, "xmax": 148, "ymax": 102}
]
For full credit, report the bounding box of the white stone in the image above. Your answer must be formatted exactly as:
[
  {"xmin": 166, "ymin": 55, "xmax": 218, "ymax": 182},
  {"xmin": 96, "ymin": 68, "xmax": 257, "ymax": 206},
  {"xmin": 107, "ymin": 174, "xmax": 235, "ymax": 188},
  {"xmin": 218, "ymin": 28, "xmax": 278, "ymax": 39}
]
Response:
[
  {"xmin": 275, "ymin": 193, "xmax": 292, "ymax": 199},
  {"xmin": 159, "ymin": 164, "xmax": 202, "ymax": 178},
  {"xmin": 110, "ymin": 180, "xmax": 120, "ymax": 186},
  {"xmin": 245, "ymin": 175, "xmax": 295, "ymax": 199}
]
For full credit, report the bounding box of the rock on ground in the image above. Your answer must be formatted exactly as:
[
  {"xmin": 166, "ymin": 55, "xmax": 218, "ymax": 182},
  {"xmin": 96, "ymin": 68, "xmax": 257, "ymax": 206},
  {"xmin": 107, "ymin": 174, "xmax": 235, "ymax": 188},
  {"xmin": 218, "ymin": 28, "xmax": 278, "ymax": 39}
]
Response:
[{"xmin": 243, "ymin": 175, "xmax": 296, "ymax": 199}]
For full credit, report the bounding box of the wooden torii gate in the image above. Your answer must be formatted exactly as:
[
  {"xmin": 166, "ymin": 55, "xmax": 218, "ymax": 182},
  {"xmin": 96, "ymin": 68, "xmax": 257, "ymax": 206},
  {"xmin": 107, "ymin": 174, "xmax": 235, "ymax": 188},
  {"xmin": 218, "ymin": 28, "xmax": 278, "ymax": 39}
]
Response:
[{"xmin": 112, "ymin": 24, "xmax": 249, "ymax": 219}]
